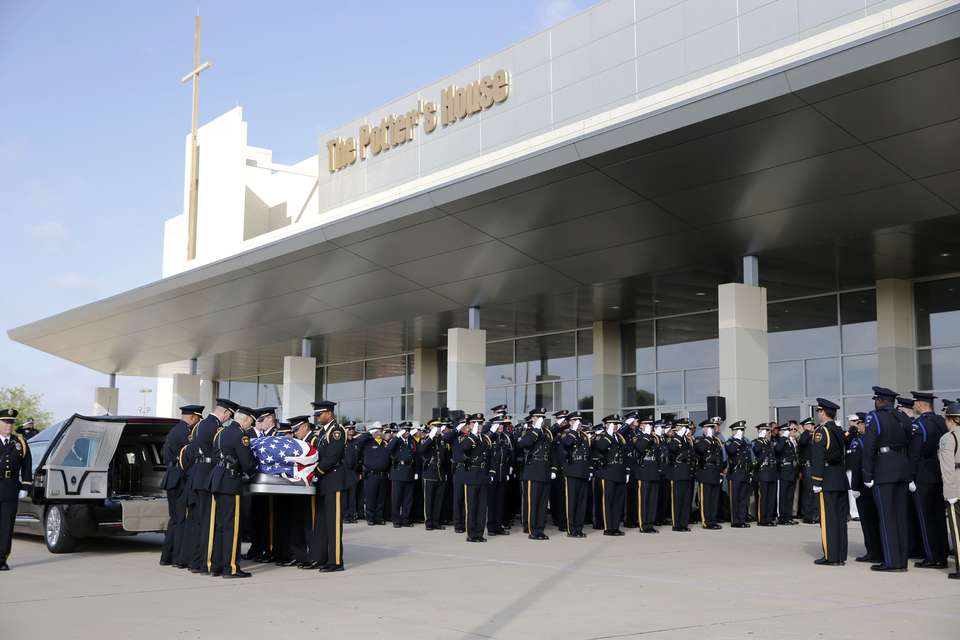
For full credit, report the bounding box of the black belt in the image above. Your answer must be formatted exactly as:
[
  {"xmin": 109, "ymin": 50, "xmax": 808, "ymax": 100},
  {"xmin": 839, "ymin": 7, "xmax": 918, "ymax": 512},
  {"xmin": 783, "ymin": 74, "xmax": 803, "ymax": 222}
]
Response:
[
  {"xmin": 196, "ymin": 457, "xmax": 214, "ymax": 464},
  {"xmin": 365, "ymin": 470, "xmax": 387, "ymax": 477},
  {"xmin": 879, "ymin": 447, "xmax": 903, "ymax": 454},
  {"xmin": 825, "ymin": 462, "xmax": 842, "ymax": 467},
  {"xmin": 3, "ymin": 471, "xmax": 11, "ymax": 479}
]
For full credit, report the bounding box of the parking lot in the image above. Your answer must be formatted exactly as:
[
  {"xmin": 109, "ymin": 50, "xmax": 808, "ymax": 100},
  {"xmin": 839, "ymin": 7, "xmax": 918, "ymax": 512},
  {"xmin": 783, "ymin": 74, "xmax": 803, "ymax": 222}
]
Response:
[{"xmin": 1, "ymin": 521, "xmax": 957, "ymax": 639}]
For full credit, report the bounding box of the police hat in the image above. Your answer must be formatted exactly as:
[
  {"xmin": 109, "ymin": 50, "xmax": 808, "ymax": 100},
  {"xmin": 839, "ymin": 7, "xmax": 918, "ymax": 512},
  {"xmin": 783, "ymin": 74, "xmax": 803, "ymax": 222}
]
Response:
[
  {"xmin": 490, "ymin": 404, "xmax": 508, "ymax": 415},
  {"xmin": 911, "ymin": 391, "xmax": 936, "ymax": 403},
  {"xmin": 815, "ymin": 398, "xmax": 840, "ymax": 412},
  {"xmin": 491, "ymin": 414, "xmax": 512, "ymax": 425},
  {"xmin": 602, "ymin": 413, "xmax": 623, "ymax": 424},
  {"xmin": 311, "ymin": 400, "xmax": 337, "ymax": 415},
  {"xmin": 553, "ymin": 409, "xmax": 570, "ymax": 420},
  {"xmin": 698, "ymin": 419, "xmax": 712, "ymax": 428},
  {"xmin": 344, "ymin": 420, "xmax": 357, "ymax": 429},
  {"xmin": 856, "ymin": 412, "xmax": 867, "ymax": 421},
  {"xmin": 800, "ymin": 417, "xmax": 815, "ymax": 426},
  {"xmin": 354, "ymin": 424, "xmax": 367, "ymax": 433},
  {"xmin": 287, "ymin": 415, "xmax": 310, "ymax": 428},
  {"xmin": 729, "ymin": 420, "xmax": 747, "ymax": 430},
  {"xmin": 368, "ymin": 421, "xmax": 383, "ymax": 432},
  {"xmin": 179, "ymin": 404, "xmax": 204, "ymax": 417},
  {"xmin": 871, "ymin": 386, "xmax": 898, "ymax": 400},
  {"xmin": 215, "ymin": 398, "xmax": 240, "ymax": 413},
  {"xmin": 896, "ymin": 397, "xmax": 915, "ymax": 408},
  {"xmin": 566, "ymin": 411, "xmax": 582, "ymax": 421},
  {"xmin": 254, "ymin": 407, "xmax": 277, "ymax": 421},
  {"xmin": 945, "ymin": 403, "xmax": 960, "ymax": 417},
  {"xmin": 527, "ymin": 408, "xmax": 546, "ymax": 419},
  {"xmin": 624, "ymin": 410, "xmax": 640, "ymax": 422},
  {"xmin": 466, "ymin": 413, "xmax": 485, "ymax": 423},
  {"xmin": 0, "ymin": 408, "xmax": 17, "ymax": 422},
  {"xmin": 236, "ymin": 406, "xmax": 256, "ymax": 420},
  {"xmin": 383, "ymin": 423, "xmax": 399, "ymax": 433}
]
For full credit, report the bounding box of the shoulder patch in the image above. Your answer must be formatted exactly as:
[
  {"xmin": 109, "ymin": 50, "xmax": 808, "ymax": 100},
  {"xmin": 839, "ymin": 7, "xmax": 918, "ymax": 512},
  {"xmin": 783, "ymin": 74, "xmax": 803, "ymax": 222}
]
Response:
[
  {"xmin": 241, "ymin": 435, "xmax": 250, "ymax": 447},
  {"xmin": 814, "ymin": 431, "xmax": 823, "ymax": 443},
  {"xmin": 332, "ymin": 429, "xmax": 342, "ymax": 440}
]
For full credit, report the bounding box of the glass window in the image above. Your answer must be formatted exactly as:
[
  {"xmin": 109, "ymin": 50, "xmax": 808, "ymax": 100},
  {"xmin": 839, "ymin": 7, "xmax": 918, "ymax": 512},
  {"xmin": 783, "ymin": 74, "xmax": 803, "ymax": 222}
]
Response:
[
  {"xmin": 657, "ymin": 371, "xmax": 683, "ymax": 405},
  {"xmin": 364, "ymin": 397, "xmax": 391, "ymax": 423},
  {"xmin": 29, "ymin": 441, "xmax": 50, "ymax": 473},
  {"xmin": 365, "ymin": 357, "xmax": 407, "ymax": 397},
  {"xmin": 325, "ymin": 362, "xmax": 364, "ymax": 400},
  {"xmin": 805, "ymin": 357, "xmax": 841, "ymax": 397},
  {"xmin": 577, "ymin": 330, "xmax": 593, "ymax": 378},
  {"xmin": 655, "ymin": 313, "xmax": 718, "ymax": 370},
  {"xmin": 223, "ymin": 380, "xmax": 258, "ymax": 408},
  {"xmin": 336, "ymin": 399, "xmax": 364, "ymax": 424},
  {"xmin": 916, "ymin": 278, "xmax": 960, "ymax": 347},
  {"xmin": 516, "ymin": 383, "xmax": 557, "ymax": 414},
  {"xmin": 768, "ymin": 296, "xmax": 840, "ymax": 360},
  {"xmin": 486, "ymin": 387, "xmax": 515, "ymax": 416},
  {"xmin": 257, "ymin": 383, "xmax": 282, "ymax": 408},
  {"xmin": 840, "ymin": 291, "xmax": 877, "ymax": 353},
  {"xmin": 486, "ymin": 341, "xmax": 514, "ymax": 387},
  {"xmin": 559, "ymin": 380, "xmax": 578, "ymax": 412},
  {"xmin": 62, "ymin": 437, "xmax": 99, "ymax": 467},
  {"xmin": 842, "ymin": 396, "xmax": 874, "ymax": 419},
  {"xmin": 775, "ymin": 406, "xmax": 801, "ymax": 423},
  {"xmin": 516, "ymin": 333, "xmax": 576, "ymax": 383},
  {"xmin": 578, "ymin": 378, "xmax": 593, "ymax": 411},
  {"xmin": 769, "ymin": 361, "xmax": 803, "ymax": 399},
  {"xmin": 918, "ymin": 346, "xmax": 960, "ymax": 391},
  {"xmin": 688, "ymin": 409, "xmax": 708, "ymax": 425},
  {"xmin": 842, "ymin": 354, "xmax": 878, "ymax": 395},
  {"xmin": 437, "ymin": 350, "xmax": 447, "ymax": 391},
  {"xmin": 623, "ymin": 373, "xmax": 656, "ymax": 407},
  {"xmin": 622, "ymin": 321, "xmax": 655, "ymax": 374},
  {"xmin": 684, "ymin": 368, "xmax": 719, "ymax": 404}
]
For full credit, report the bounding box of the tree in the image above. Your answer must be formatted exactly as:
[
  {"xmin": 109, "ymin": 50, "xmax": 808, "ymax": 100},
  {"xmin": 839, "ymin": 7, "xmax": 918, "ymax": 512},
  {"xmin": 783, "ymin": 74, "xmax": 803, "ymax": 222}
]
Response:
[{"xmin": 0, "ymin": 385, "xmax": 54, "ymax": 431}]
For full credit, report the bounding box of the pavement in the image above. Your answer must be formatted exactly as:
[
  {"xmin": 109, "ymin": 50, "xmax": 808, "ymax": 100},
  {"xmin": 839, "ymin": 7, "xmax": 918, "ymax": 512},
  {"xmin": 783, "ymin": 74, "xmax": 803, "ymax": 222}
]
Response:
[{"xmin": 0, "ymin": 520, "xmax": 958, "ymax": 639}]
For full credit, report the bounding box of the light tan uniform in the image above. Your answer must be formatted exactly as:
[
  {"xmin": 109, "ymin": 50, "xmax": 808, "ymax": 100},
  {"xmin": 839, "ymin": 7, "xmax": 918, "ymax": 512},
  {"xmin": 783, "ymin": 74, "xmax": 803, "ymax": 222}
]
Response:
[{"xmin": 937, "ymin": 429, "xmax": 960, "ymax": 577}]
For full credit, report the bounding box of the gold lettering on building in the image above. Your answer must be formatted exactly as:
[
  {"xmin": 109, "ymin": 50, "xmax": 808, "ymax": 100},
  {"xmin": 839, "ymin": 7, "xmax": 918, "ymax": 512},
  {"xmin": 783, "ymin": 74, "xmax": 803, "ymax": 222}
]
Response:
[{"xmin": 326, "ymin": 69, "xmax": 510, "ymax": 173}]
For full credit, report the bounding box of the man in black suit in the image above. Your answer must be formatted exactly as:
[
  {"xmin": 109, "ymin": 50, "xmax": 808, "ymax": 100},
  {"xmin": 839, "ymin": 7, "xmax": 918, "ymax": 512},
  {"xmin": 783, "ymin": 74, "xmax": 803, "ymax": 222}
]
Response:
[{"xmin": 159, "ymin": 404, "xmax": 203, "ymax": 568}]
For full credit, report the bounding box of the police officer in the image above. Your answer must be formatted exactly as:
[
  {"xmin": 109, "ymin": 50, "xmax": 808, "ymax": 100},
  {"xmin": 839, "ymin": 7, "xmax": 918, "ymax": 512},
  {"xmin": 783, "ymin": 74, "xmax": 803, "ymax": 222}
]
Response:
[
  {"xmin": 15, "ymin": 418, "xmax": 38, "ymax": 441},
  {"xmin": 797, "ymin": 418, "xmax": 818, "ymax": 524},
  {"xmin": 753, "ymin": 423, "xmax": 779, "ymax": 527},
  {"xmin": 310, "ymin": 400, "xmax": 348, "ymax": 572},
  {"xmin": 387, "ymin": 421, "xmax": 418, "ymax": 527},
  {"xmin": 242, "ymin": 407, "xmax": 278, "ymax": 562},
  {"xmin": 908, "ymin": 391, "xmax": 949, "ymax": 568},
  {"xmin": 622, "ymin": 412, "xmax": 641, "ymax": 529},
  {"xmin": 846, "ymin": 413, "xmax": 882, "ymax": 563},
  {"xmin": 775, "ymin": 421, "xmax": 800, "ymax": 525},
  {"xmin": 460, "ymin": 413, "xmax": 490, "ymax": 542},
  {"xmin": 592, "ymin": 414, "xmax": 627, "ymax": 536},
  {"xmin": 187, "ymin": 398, "xmax": 237, "ymax": 574},
  {"xmin": 0, "ymin": 409, "xmax": 31, "ymax": 571},
  {"xmin": 550, "ymin": 410, "xmax": 570, "ymax": 531},
  {"xmin": 276, "ymin": 416, "xmax": 313, "ymax": 568},
  {"xmin": 633, "ymin": 417, "xmax": 662, "ymax": 533},
  {"xmin": 419, "ymin": 418, "xmax": 451, "ymax": 530},
  {"xmin": 343, "ymin": 421, "xmax": 361, "ymax": 524},
  {"xmin": 486, "ymin": 414, "xmax": 513, "ymax": 536},
  {"xmin": 207, "ymin": 406, "xmax": 258, "ymax": 578},
  {"xmin": 558, "ymin": 411, "xmax": 590, "ymax": 537},
  {"xmin": 862, "ymin": 386, "xmax": 912, "ymax": 572},
  {"xmin": 517, "ymin": 408, "xmax": 554, "ymax": 540},
  {"xmin": 938, "ymin": 402, "xmax": 960, "ymax": 580},
  {"xmin": 694, "ymin": 417, "xmax": 724, "ymax": 530},
  {"xmin": 725, "ymin": 421, "xmax": 751, "ymax": 528},
  {"xmin": 810, "ymin": 398, "xmax": 848, "ymax": 566},
  {"xmin": 666, "ymin": 419, "xmax": 695, "ymax": 531},
  {"xmin": 356, "ymin": 422, "xmax": 389, "ymax": 525},
  {"xmin": 159, "ymin": 404, "xmax": 203, "ymax": 568}
]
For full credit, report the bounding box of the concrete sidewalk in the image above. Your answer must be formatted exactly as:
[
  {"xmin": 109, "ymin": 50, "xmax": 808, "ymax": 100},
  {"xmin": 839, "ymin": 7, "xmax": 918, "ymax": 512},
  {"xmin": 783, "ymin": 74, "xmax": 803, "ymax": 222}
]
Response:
[{"xmin": 0, "ymin": 521, "xmax": 957, "ymax": 639}]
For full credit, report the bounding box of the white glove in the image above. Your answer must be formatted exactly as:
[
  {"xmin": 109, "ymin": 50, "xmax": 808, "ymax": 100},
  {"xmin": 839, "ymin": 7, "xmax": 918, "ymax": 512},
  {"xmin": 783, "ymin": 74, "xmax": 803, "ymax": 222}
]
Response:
[
  {"xmin": 625, "ymin": 417, "xmax": 636, "ymax": 426},
  {"xmin": 677, "ymin": 427, "xmax": 687, "ymax": 437},
  {"xmin": 626, "ymin": 474, "xmax": 630, "ymax": 482},
  {"xmin": 533, "ymin": 417, "xmax": 544, "ymax": 430},
  {"xmin": 654, "ymin": 427, "xmax": 663, "ymax": 437},
  {"xmin": 733, "ymin": 431, "xmax": 743, "ymax": 441},
  {"xmin": 429, "ymin": 426, "xmax": 438, "ymax": 439},
  {"xmin": 509, "ymin": 467, "xmax": 513, "ymax": 476},
  {"xmin": 471, "ymin": 425, "xmax": 479, "ymax": 436},
  {"xmin": 570, "ymin": 419, "xmax": 581, "ymax": 431},
  {"xmin": 813, "ymin": 486, "xmax": 822, "ymax": 494},
  {"xmin": 758, "ymin": 429, "xmax": 767, "ymax": 438},
  {"xmin": 852, "ymin": 490, "xmax": 860, "ymax": 499},
  {"xmin": 606, "ymin": 424, "xmax": 615, "ymax": 436},
  {"xmin": 703, "ymin": 427, "xmax": 714, "ymax": 438},
  {"xmin": 399, "ymin": 429, "xmax": 409, "ymax": 439},
  {"xmin": 908, "ymin": 481, "xmax": 917, "ymax": 493},
  {"xmin": 550, "ymin": 472, "xmax": 556, "ymax": 480},
  {"xmin": 949, "ymin": 498, "xmax": 958, "ymax": 505},
  {"xmin": 642, "ymin": 425, "xmax": 652, "ymax": 435},
  {"xmin": 490, "ymin": 424, "xmax": 500, "ymax": 434},
  {"xmin": 18, "ymin": 489, "xmax": 28, "ymax": 499},
  {"xmin": 414, "ymin": 473, "xmax": 418, "ymax": 480},
  {"xmin": 864, "ymin": 480, "xmax": 874, "ymax": 488}
]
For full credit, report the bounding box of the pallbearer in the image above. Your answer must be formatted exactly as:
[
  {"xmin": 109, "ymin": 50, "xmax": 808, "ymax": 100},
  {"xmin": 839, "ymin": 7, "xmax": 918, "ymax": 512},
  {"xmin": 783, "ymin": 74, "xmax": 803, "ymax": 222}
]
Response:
[
  {"xmin": 242, "ymin": 407, "xmax": 278, "ymax": 562},
  {"xmin": 810, "ymin": 398, "xmax": 848, "ymax": 566},
  {"xmin": 159, "ymin": 404, "xmax": 203, "ymax": 568},
  {"xmin": 666, "ymin": 419, "xmax": 695, "ymax": 532},
  {"xmin": 0, "ymin": 409, "xmax": 31, "ymax": 571},
  {"xmin": 310, "ymin": 400, "xmax": 348, "ymax": 572}
]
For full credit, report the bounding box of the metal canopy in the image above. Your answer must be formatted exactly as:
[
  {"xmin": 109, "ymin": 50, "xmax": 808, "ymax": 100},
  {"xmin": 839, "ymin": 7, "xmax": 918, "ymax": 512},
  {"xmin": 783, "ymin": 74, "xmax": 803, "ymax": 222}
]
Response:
[{"xmin": 9, "ymin": 12, "xmax": 960, "ymax": 380}]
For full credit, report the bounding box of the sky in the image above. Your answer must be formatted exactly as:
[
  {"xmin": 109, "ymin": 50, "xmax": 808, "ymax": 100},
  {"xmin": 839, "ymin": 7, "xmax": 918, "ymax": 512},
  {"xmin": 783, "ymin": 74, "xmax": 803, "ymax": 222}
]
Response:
[{"xmin": 0, "ymin": 0, "xmax": 595, "ymax": 421}]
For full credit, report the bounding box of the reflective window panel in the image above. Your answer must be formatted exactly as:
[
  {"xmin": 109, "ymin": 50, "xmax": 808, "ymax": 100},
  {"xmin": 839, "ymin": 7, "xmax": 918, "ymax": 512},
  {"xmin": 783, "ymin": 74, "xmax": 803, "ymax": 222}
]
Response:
[
  {"xmin": 842, "ymin": 354, "xmax": 878, "ymax": 395},
  {"xmin": 365, "ymin": 356, "xmax": 408, "ymax": 398},
  {"xmin": 325, "ymin": 361, "xmax": 364, "ymax": 400},
  {"xmin": 621, "ymin": 321, "xmax": 655, "ymax": 374},
  {"xmin": 769, "ymin": 361, "xmax": 804, "ymax": 399},
  {"xmin": 840, "ymin": 291, "xmax": 877, "ymax": 353},
  {"xmin": 655, "ymin": 312, "xmax": 718, "ymax": 370},
  {"xmin": 515, "ymin": 333, "xmax": 577, "ymax": 384},
  {"xmin": 805, "ymin": 357, "xmax": 841, "ymax": 397},
  {"xmin": 486, "ymin": 341, "xmax": 514, "ymax": 387},
  {"xmin": 684, "ymin": 368, "xmax": 719, "ymax": 405},
  {"xmin": 768, "ymin": 296, "xmax": 840, "ymax": 360},
  {"xmin": 577, "ymin": 330, "xmax": 593, "ymax": 379},
  {"xmin": 623, "ymin": 373, "xmax": 656, "ymax": 408},
  {"xmin": 916, "ymin": 278, "xmax": 960, "ymax": 347},
  {"xmin": 657, "ymin": 371, "xmax": 683, "ymax": 406},
  {"xmin": 918, "ymin": 346, "xmax": 960, "ymax": 391}
]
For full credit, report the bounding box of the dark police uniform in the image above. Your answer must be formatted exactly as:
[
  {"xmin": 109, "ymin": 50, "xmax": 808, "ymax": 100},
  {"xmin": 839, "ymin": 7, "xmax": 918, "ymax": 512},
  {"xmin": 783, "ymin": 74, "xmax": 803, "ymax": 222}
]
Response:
[
  {"xmin": 242, "ymin": 411, "xmax": 278, "ymax": 562},
  {"xmin": 419, "ymin": 421, "xmax": 451, "ymax": 530},
  {"xmin": 753, "ymin": 431, "xmax": 779, "ymax": 526},
  {"xmin": 274, "ymin": 420, "xmax": 314, "ymax": 567},
  {"xmin": 810, "ymin": 399, "xmax": 848, "ymax": 565},
  {"xmin": 666, "ymin": 427, "xmax": 695, "ymax": 531},
  {"xmin": 312, "ymin": 409, "xmax": 349, "ymax": 571},
  {"xmin": 517, "ymin": 411, "xmax": 554, "ymax": 540},
  {"xmin": 797, "ymin": 421, "xmax": 817, "ymax": 523},
  {"xmin": 847, "ymin": 423, "xmax": 882, "ymax": 563},
  {"xmin": 862, "ymin": 387, "xmax": 912, "ymax": 571},
  {"xmin": 724, "ymin": 424, "xmax": 752, "ymax": 527},
  {"xmin": 694, "ymin": 426, "xmax": 724, "ymax": 529},
  {"xmin": 908, "ymin": 395, "xmax": 949, "ymax": 567},
  {"xmin": 207, "ymin": 419, "xmax": 257, "ymax": 577},
  {"xmin": 560, "ymin": 415, "xmax": 592, "ymax": 537},
  {"xmin": 775, "ymin": 431, "xmax": 800, "ymax": 524},
  {"xmin": 159, "ymin": 406, "xmax": 200, "ymax": 567},
  {"xmin": 459, "ymin": 420, "xmax": 491, "ymax": 542},
  {"xmin": 357, "ymin": 430, "xmax": 390, "ymax": 525},
  {"xmin": 0, "ymin": 409, "xmax": 31, "ymax": 570},
  {"xmin": 592, "ymin": 416, "xmax": 627, "ymax": 536},
  {"xmin": 549, "ymin": 411, "xmax": 570, "ymax": 531},
  {"xmin": 186, "ymin": 401, "xmax": 235, "ymax": 573},
  {"xmin": 633, "ymin": 426, "xmax": 661, "ymax": 533},
  {"xmin": 387, "ymin": 430, "xmax": 418, "ymax": 526},
  {"xmin": 621, "ymin": 416, "xmax": 640, "ymax": 530},
  {"xmin": 486, "ymin": 422, "xmax": 513, "ymax": 536}
]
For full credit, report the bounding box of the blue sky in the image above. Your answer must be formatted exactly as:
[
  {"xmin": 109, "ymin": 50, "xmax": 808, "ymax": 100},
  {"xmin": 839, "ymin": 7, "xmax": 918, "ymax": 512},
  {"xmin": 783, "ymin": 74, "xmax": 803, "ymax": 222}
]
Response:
[{"xmin": 0, "ymin": 0, "xmax": 594, "ymax": 420}]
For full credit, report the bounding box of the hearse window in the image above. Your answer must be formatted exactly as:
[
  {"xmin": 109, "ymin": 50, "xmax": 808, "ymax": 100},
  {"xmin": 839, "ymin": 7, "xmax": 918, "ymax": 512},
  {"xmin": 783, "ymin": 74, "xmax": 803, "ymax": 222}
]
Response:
[
  {"xmin": 63, "ymin": 437, "xmax": 99, "ymax": 467},
  {"xmin": 29, "ymin": 441, "xmax": 50, "ymax": 473}
]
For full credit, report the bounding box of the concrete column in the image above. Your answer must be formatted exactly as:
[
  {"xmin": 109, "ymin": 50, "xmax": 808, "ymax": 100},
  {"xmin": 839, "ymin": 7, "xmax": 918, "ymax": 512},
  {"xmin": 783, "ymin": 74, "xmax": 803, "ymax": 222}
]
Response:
[
  {"xmin": 446, "ymin": 328, "xmax": 486, "ymax": 415},
  {"xmin": 719, "ymin": 283, "xmax": 769, "ymax": 429},
  {"xmin": 169, "ymin": 374, "xmax": 202, "ymax": 416},
  {"xmin": 282, "ymin": 355, "xmax": 316, "ymax": 419},
  {"xmin": 592, "ymin": 320, "xmax": 622, "ymax": 420},
  {"xmin": 876, "ymin": 279, "xmax": 916, "ymax": 392},
  {"xmin": 414, "ymin": 347, "xmax": 439, "ymax": 422},
  {"xmin": 94, "ymin": 387, "xmax": 119, "ymax": 416}
]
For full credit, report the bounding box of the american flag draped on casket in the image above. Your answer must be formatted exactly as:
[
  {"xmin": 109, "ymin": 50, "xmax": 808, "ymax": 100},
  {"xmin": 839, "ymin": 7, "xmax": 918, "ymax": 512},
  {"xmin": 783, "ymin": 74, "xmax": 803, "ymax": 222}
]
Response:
[{"xmin": 251, "ymin": 436, "xmax": 318, "ymax": 485}]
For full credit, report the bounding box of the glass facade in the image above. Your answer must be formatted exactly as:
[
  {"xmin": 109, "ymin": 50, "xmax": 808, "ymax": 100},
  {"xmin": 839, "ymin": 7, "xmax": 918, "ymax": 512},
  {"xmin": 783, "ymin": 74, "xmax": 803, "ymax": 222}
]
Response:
[
  {"xmin": 622, "ymin": 311, "xmax": 719, "ymax": 420},
  {"xmin": 316, "ymin": 355, "xmax": 413, "ymax": 424},
  {"xmin": 485, "ymin": 329, "xmax": 593, "ymax": 421},
  {"xmin": 218, "ymin": 374, "xmax": 283, "ymax": 413},
  {"xmin": 916, "ymin": 277, "xmax": 960, "ymax": 396}
]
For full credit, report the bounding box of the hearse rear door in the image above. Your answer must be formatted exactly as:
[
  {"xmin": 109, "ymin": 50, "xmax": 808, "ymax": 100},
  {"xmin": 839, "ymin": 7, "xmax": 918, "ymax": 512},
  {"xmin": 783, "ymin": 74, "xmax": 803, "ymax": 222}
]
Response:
[{"xmin": 43, "ymin": 417, "xmax": 124, "ymax": 501}]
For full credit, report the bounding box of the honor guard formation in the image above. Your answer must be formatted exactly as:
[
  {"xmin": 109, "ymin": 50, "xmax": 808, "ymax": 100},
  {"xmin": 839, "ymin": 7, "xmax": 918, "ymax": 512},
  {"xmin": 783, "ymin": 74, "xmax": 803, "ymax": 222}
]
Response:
[{"xmin": 2, "ymin": 387, "xmax": 959, "ymax": 581}]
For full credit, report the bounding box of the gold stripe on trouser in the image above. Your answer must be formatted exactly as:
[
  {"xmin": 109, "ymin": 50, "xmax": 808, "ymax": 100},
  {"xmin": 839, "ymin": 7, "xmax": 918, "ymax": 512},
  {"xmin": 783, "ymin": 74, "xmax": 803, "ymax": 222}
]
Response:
[
  {"xmin": 601, "ymin": 479, "xmax": 608, "ymax": 531},
  {"xmin": 206, "ymin": 495, "xmax": 217, "ymax": 572},
  {"xmin": 230, "ymin": 495, "xmax": 240, "ymax": 575},
  {"xmin": 564, "ymin": 478, "xmax": 570, "ymax": 534},
  {"xmin": 670, "ymin": 481, "xmax": 676, "ymax": 525},
  {"xmin": 638, "ymin": 481, "xmax": 643, "ymax": 529},
  {"xmin": 819, "ymin": 491, "xmax": 828, "ymax": 559},
  {"xmin": 700, "ymin": 484, "xmax": 706, "ymax": 526},
  {"xmin": 527, "ymin": 481, "xmax": 532, "ymax": 532},
  {"xmin": 464, "ymin": 485, "xmax": 470, "ymax": 536},
  {"xmin": 311, "ymin": 495, "xmax": 317, "ymax": 529},
  {"xmin": 268, "ymin": 497, "xmax": 274, "ymax": 552},
  {"xmin": 335, "ymin": 491, "xmax": 342, "ymax": 566}
]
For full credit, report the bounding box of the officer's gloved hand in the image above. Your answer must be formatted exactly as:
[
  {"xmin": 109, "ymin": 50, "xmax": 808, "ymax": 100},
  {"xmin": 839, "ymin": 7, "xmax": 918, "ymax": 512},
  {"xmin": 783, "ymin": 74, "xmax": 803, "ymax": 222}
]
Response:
[
  {"xmin": 18, "ymin": 489, "xmax": 28, "ymax": 499},
  {"xmin": 570, "ymin": 419, "xmax": 581, "ymax": 432},
  {"xmin": 864, "ymin": 480, "xmax": 874, "ymax": 488},
  {"xmin": 908, "ymin": 481, "xmax": 917, "ymax": 493},
  {"xmin": 733, "ymin": 431, "xmax": 743, "ymax": 441},
  {"xmin": 428, "ymin": 426, "xmax": 439, "ymax": 439},
  {"xmin": 550, "ymin": 471, "xmax": 557, "ymax": 480},
  {"xmin": 414, "ymin": 473, "xmax": 418, "ymax": 480},
  {"xmin": 471, "ymin": 424, "xmax": 479, "ymax": 436},
  {"xmin": 949, "ymin": 498, "xmax": 958, "ymax": 505},
  {"xmin": 606, "ymin": 424, "xmax": 615, "ymax": 436},
  {"xmin": 852, "ymin": 490, "xmax": 860, "ymax": 499},
  {"xmin": 533, "ymin": 417, "xmax": 544, "ymax": 430},
  {"xmin": 490, "ymin": 424, "xmax": 500, "ymax": 434},
  {"xmin": 399, "ymin": 429, "xmax": 409, "ymax": 439},
  {"xmin": 813, "ymin": 485, "xmax": 822, "ymax": 494}
]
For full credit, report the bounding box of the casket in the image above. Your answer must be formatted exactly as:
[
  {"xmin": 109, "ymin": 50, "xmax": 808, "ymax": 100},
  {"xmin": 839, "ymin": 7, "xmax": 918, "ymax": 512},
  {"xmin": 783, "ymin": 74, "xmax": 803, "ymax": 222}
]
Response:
[{"xmin": 244, "ymin": 473, "xmax": 317, "ymax": 496}]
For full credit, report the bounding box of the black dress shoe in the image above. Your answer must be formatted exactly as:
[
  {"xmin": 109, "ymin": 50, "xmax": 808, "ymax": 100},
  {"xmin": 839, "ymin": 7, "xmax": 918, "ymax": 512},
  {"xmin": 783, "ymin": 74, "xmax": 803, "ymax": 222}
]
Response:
[
  {"xmin": 641, "ymin": 527, "xmax": 658, "ymax": 533},
  {"xmin": 814, "ymin": 558, "xmax": 844, "ymax": 566},
  {"xmin": 393, "ymin": 523, "xmax": 402, "ymax": 528},
  {"xmin": 496, "ymin": 527, "xmax": 510, "ymax": 535},
  {"xmin": 159, "ymin": 560, "xmax": 173, "ymax": 566},
  {"xmin": 0, "ymin": 562, "xmax": 9, "ymax": 571},
  {"xmin": 367, "ymin": 521, "xmax": 377, "ymax": 526},
  {"xmin": 434, "ymin": 525, "xmax": 446, "ymax": 530},
  {"xmin": 914, "ymin": 560, "xmax": 948, "ymax": 569},
  {"xmin": 802, "ymin": 519, "xmax": 818, "ymax": 524},
  {"xmin": 528, "ymin": 533, "xmax": 548, "ymax": 540},
  {"xmin": 871, "ymin": 564, "xmax": 907, "ymax": 572},
  {"xmin": 298, "ymin": 561, "xmax": 321, "ymax": 570},
  {"xmin": 730, "ymin": 523, "xmax": 746, "ymax": 528},
  {"xmin": 173, "ymin": 563, "xmax": 188, "ymax": 569},
  {"xmin": 779, "ymin": 520, "xmax": 797, "ymax": 526},
  {"xmin": 948, "ymin": 572, "xmax": 960, "ymax": 579},
  {"xmin": 455, "ymin": 527, "xmax": 466, "ymax": 534},
  {"xmin": 603, "ymin": 530, "xmax": 624, "ymax": 536},
  {"xmin": 705, "ymin": 524, "xmax": 722, "ymax": 530},
  {"xmin": 855, "ymin": 555, "xmax": 873, "ymax": 563},
  {"xmin": 277, "ymin": 558, "xmax": 299, "ymax": 567},
  {"xmin": 376, "ymin": 520, "xmax": 386, "ymax": 525},
  {"xmin": 320, "ymin": 565, "xmax": 344, "ymax": 572},
  {"xmin": 672, "ymin": 527, "xmax": 691, "ymax": 532},
  {"xmin": 425, "ymin": 524, "xmax": 435, "ymax": 531},
  {"xmin": 476, "ymin": 536, "xmax": 488, "ymax": 542},
  {"xmin": 210, "ymin": 571, "xmax": 223, "ymax": 577},
  {"xmin": 189, "ymin": 568, "xmax": 208, "ymax": 574},
  {"xmin": 223, "ymin": 569, "xmax": 252, "ymax": 578},
  {"xmin": 486, "ymin": 530, "xmax": 500, "ymax": 536},
  {"xmin": 757, "ymin": 522, "xmax": 775, "ymax": 527}
]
